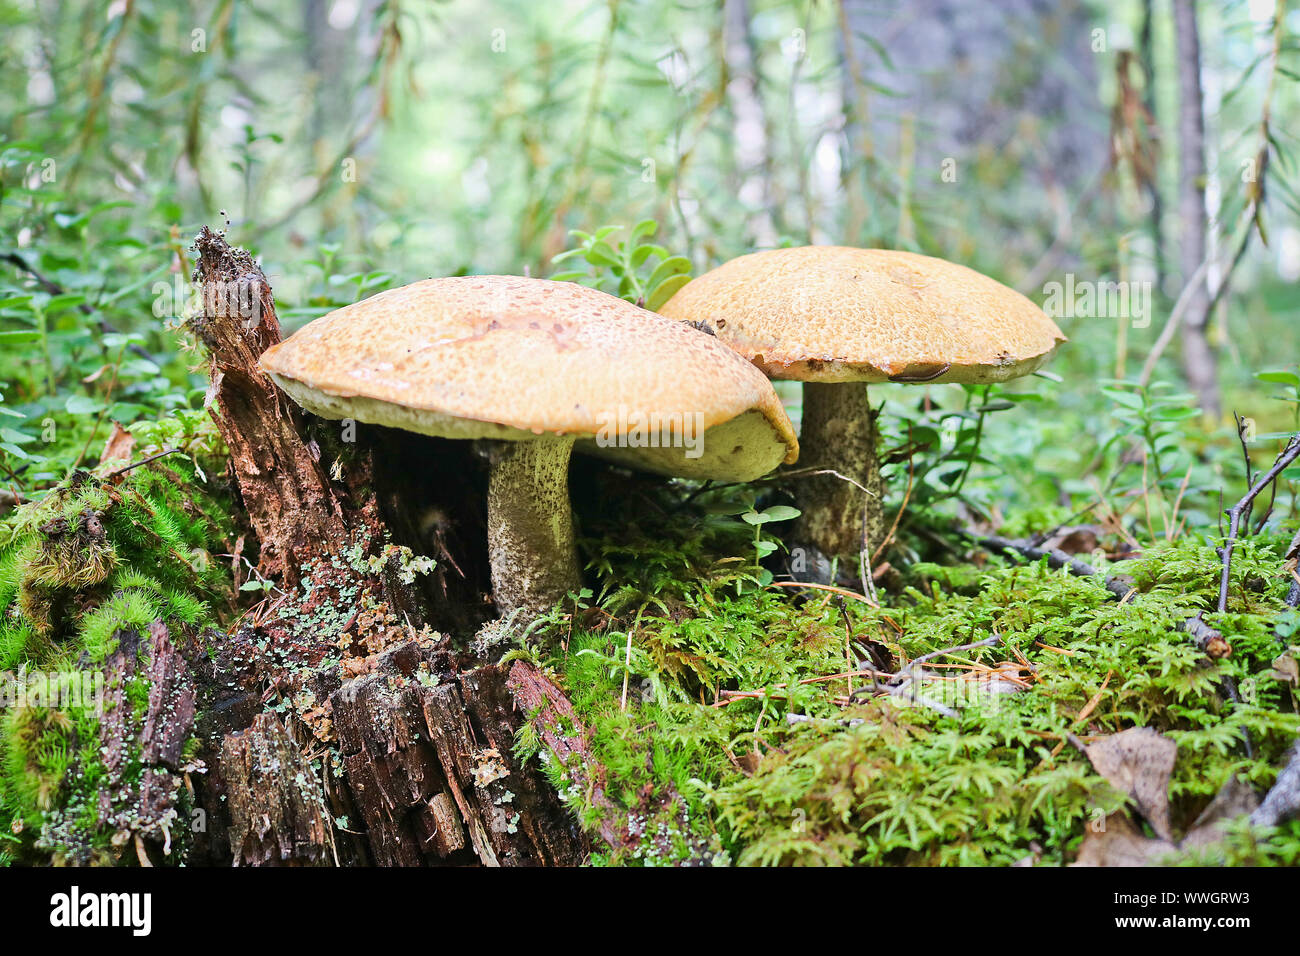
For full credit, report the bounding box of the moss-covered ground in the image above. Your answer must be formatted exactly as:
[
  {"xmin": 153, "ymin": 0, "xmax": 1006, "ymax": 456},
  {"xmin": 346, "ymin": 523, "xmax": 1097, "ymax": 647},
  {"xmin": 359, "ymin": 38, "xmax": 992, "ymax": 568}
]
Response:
[
  {"xmin": 3, "ymin": 412, "xmax": 1298, "ymax": 867},
  {"xmin": 513, "ymin": 479, "xmax": 1300, "ymax": 866},
  {"xmin": 0, "ymin": 411, "xmax": 232, "ymax": 865}
]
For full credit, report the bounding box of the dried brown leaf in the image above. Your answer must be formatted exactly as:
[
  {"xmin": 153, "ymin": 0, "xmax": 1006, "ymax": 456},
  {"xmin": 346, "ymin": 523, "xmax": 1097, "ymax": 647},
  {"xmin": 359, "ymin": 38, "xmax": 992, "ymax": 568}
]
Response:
[
  {"xmin": 1074, "ymin": 812, "xmax": 1177, "ymax": 867},
  {"xmin": 1085, "ymin": 727, "xmax": 1177, "ymax": 842}
]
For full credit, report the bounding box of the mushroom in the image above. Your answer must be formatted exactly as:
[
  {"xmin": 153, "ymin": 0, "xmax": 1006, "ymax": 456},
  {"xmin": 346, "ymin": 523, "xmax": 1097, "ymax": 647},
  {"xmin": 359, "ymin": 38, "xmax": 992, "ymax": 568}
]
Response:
[
  {"xmin": 657, "ymin": 246, "xmax": 1066, "ymax": 577},
  {"xmin": 259, "ymin": 275, "xmax": 797, "ymax": 617}
]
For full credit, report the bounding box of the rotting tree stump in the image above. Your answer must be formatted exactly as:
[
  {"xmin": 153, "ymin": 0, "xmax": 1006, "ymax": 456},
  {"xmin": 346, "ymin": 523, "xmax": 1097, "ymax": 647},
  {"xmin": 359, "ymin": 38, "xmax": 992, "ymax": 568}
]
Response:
[{"xmin": 182, "ymin": 227, "xmax": 596, "ymax": 866}]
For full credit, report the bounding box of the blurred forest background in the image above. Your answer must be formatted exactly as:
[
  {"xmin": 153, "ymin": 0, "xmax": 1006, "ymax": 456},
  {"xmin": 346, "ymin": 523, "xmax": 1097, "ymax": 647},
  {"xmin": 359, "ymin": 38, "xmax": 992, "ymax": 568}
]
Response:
[{"xmin": 1, "ymin": 0, "xmax": 1299, "ymax": 526}]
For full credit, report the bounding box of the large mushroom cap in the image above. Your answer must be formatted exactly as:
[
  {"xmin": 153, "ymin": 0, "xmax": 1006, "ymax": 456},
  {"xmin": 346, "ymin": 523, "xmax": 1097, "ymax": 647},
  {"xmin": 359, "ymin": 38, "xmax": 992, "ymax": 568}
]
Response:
[
  {"xmin": 260, "ymin": 275, "xmax": 797, "ymax": 480},
  {"xmin": 657, "ymin": 246, "xmax": 1066, "ymax": 384}
]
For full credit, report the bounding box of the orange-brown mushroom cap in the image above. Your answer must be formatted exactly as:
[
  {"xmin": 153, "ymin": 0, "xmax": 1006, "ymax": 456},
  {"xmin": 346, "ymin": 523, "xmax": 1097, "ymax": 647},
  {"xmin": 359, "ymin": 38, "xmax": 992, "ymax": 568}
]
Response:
[
  {"xmin": 259, "ymin": 276, "xmax": 798, "ymax": 480},
  {"xmin": 657, "ymin": 246, "xmax": 1066, "ymax": 384}
]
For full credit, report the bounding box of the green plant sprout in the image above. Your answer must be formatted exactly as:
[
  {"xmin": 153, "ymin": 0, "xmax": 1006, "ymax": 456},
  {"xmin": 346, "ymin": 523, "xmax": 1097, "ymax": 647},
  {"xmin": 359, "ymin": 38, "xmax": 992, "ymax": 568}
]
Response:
[{"xmin": 550, "ymin": 219, "xmax": 691, "ymax": 309}]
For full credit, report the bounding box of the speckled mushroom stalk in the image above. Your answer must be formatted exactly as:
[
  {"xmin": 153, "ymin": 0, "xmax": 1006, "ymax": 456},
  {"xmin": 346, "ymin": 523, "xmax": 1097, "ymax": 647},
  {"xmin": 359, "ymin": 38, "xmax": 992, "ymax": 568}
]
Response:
[
  {"xmin": 792, "ymin": 381, "xmax": 884, "ymax": 568},
  {"xmin": 485, "ymin": 436, "xmax": 581, "ymax": 617}
]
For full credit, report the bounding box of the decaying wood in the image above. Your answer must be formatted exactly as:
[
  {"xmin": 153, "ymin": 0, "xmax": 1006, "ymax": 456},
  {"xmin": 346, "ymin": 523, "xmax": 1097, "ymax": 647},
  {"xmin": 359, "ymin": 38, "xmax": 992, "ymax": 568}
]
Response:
[
  {"xmin": 965, "ymin": 531, "xmax": 1135, "ymax": 601},
  {"xmin": 324, "ymin": 637, "xmax": 587, "ymax": 866},
  {"xmin": 421, "ymin": 663, "xmax": 585, "ymax": 865},
  {"xmin": 1182, "ymin": 613, "xmax": 1232, "ymax": 659},
  {"xmin": 95, "ymin": 621, "xmax": 199, "ymax": 860},
  {"xmin": 139, "ymin": 621, "xmax": 197, "ymax": 769},
  {"xmin": 219, "ymin": 712, "xmax": 335, "ymax": 866},
  {"xmin": 507, "ymin": 660, "xmax": 624, "ymax": 851},
  {"xmin": 190, "ymin": 226, "xmax": 370, "ymax": 587},
  {"xmin": 184, "ymin": 226, "xmax": 593, "ymax": 867}
]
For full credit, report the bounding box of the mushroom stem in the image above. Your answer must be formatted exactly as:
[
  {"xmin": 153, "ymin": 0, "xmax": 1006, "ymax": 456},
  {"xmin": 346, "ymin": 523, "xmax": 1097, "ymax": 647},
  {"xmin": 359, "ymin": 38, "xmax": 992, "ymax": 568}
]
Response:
[
  {"xmin": 486, "ymin": 435, "xmax": 581, "ymax": 617},
  {"xmin": 791, "ymin": 382, "xmax": 884, "ymax": 578}
]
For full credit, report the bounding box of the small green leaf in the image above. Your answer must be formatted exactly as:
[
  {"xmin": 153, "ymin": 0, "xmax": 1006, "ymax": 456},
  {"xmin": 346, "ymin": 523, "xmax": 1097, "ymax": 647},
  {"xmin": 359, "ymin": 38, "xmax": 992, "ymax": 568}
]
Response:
[
  {"xmin": 122, "ymin": 357, "xmax": 162, "ymax": 376},
  {"xmin": 630, "ymin": 219, "xmax": 657, "ymax": 242},
  {"xmin": 65, "ymin": 394, "xmax": 101, "ymax": 416},
  {"xmin": 646, "ymin": 274, "xmax": 691, "ymax": 311},
  {"xmin": 760, "ymin": 505, "xmax": 801, "ymax": 522},
  {"xmin": 1150, "ymin": 406, "xmax": 1200, "ymax": 422},
  {"xmin": 1103, "ymin": 390, "xmax": 1145, "ymax": 410},
  {"xmin": 631, "ymin": 243, "xmax": 668, "ymax": 267},
  {"xmin": 646, "ymin": 256, "xmax": 692, "ymax": 290},
  {"xmin": 584, "ymin": 241, "xmax": 620, "ymax": 268},
  {"xmin": 0, "ymin": 442, "xmax": 31, "ymax": 459},
  {"xmin": 1256, "ymin": 370, "xmax": 1300, "ymax": 386}
]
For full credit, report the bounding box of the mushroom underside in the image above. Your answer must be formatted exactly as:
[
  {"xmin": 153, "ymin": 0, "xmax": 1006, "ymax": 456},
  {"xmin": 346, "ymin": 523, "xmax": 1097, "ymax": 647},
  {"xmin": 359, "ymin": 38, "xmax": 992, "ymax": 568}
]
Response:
[
  {"xmin": 573, "ymin": 408, "xmax": 791, "ymax": 483},
  {"xmin": 751, "ymin": 347, "xmax": 1059, "ymax": 385},
  {"xmin": 263, "ymin": 375, "xmax": 582, "ymax": 617}
]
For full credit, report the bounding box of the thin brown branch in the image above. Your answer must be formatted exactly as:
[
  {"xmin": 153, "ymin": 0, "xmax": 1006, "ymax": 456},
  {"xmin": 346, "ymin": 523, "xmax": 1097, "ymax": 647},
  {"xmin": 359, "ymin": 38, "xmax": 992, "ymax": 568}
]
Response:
[{"xmin": 1218, "ymin": 435, "xmax": 1300, "ymax": 613}]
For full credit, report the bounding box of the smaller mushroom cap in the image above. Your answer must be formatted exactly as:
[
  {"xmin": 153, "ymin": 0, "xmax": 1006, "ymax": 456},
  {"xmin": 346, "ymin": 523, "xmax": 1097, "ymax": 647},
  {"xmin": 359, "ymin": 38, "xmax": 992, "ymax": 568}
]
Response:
[
  {"xmin": 259, "ymin": 276, "xmax": 798, "ymax": 481},
  {"xmin": 657, "ymin": 246, "xmax": 1066, "ymax": 384}
]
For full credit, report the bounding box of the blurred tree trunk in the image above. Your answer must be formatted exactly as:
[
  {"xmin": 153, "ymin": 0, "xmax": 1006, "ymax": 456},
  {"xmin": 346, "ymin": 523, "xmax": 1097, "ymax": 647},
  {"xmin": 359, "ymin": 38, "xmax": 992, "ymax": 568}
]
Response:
[
  {"xmin": 723, "ymin": 0, "xmax": 778, "ymax": 248},
  {"xmin": 836, "ymin": 0, "xmax": 874, "ymax": 244},
  {"xmin": 1172, "ymin": 0, "xmax": 1221, "ymax": 418},
  {"xmin": 836, "ymin": 0, "xmax": 1103, "ymax": 258},
  {"xmin": 1138, "ymin": 0, "xmax": 1166, "ymax": 293}
]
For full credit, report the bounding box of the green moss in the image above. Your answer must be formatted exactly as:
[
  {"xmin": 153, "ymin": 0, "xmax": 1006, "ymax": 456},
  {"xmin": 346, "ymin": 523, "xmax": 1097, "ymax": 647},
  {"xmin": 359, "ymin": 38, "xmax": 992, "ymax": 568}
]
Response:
[
  {"xmin": 513, "ymin": 478, "xmax": 1300, "ymax": 867},
  {"xmin": 909, "ymin": 561, "xmax": 986, "ymax": 593},
  {"xmin": 80, "ymin": 589, "xmax": 161, "ymax": 660},
  {"xmin": 0, "ymin": 421, "xmax": 234, "ymax": 864},
  {"xmin": 0, "ymin": 621, "xmax": 36, "ymax": 671},
  {"xmin": 1, "ymin": 701, "xmax": 77, "ymax": 832}
]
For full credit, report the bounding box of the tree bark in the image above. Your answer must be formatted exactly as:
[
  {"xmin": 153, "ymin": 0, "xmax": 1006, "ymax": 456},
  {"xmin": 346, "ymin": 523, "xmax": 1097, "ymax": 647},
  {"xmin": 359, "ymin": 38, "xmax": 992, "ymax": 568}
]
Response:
[
  {"xmin": 190, "ymin": 227, "xmax": 366, "ymax": 587},
  {"xmin": 1172, "ymin": 0, "xmax": 1221, "ymax": 418},
  {"xmin": 220, "ymin": 713, "xmax": 336, "ymax": 866},
  {"xmin": 185, "ymin": 228, "xmax": 593, "ymax": 866}
]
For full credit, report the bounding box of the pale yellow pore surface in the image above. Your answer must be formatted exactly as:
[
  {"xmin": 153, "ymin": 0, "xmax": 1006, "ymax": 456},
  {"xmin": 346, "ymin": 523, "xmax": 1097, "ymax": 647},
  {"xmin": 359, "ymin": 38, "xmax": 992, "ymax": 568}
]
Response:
[
  {"xmin": 259, "ymin": 276, "xmax": 798, "ymax": 480},
  {"xmin": 657, "ymin": 246, "xmax": 1067, "ymax": 384}
]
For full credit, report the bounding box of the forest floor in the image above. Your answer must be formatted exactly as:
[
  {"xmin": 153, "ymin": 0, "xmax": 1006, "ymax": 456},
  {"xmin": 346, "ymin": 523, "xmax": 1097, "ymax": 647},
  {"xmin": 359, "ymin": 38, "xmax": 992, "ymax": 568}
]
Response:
[{"xmin": 9, "ymin": 409, "xmax": 1297, "ymax": 866}]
